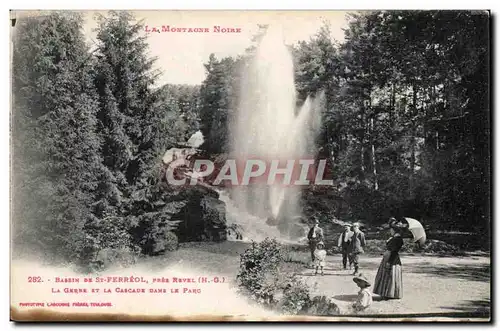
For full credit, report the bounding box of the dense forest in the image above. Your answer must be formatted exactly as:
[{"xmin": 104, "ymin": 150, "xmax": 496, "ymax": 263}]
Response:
[
  {"xmin": 199, "ymin": 12, "xmax": 490, "ymax": 234},
  {"xmin": 11, "ymin": 11, "xmax": 490, "ymax": 267}
]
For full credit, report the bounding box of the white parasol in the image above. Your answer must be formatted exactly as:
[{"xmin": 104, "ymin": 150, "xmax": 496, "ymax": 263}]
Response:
[{"xmin": 403, "ymin": 217, "xmax": 427, "ymax": 246}]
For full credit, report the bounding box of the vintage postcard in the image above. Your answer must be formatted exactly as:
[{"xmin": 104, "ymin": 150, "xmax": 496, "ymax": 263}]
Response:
[{"xmin": 9, "ymin": 9, "xmax": 491, "ymax": 322}]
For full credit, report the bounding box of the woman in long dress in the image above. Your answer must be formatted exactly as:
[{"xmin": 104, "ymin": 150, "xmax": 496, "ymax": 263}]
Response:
[{"xmin": 373, "ymin": 220, "xmax": 404, "ymax": 299}]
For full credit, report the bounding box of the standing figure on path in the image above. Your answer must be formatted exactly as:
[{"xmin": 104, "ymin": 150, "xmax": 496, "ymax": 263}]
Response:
[
  {"xmin": 373, "ymin": 219, "xmax": 404, "ymax": 300},
  {"xmin": 314, "ymin": 241, "xmax": 327, "ymax": 275},
  {"xmin": 307, "ymin": 218, "xmax": 324, "ymax": 262},
  {"xmin": 338, "ymin": 224, "xmax": 353, "ymax": 270},
  {"xmin": 349, "ymin": 223, "xmax": 366, "ymax": 275}
]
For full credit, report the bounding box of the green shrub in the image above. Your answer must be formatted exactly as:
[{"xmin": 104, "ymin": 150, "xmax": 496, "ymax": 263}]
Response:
[
  {"xmin": 163, "ymin": 231, "xmax": 179, "ymax": 252},
  {"xmin": 236, "ymin": 238, "xmax": 283, "ymax": 305},
  {"xmin": 80, "ymin": 216, "xmax": 139, "ymax": 271},
  {"xmin": 278, "ymin": 275, "xmax": 312, "ymax": 315},
  {"xmin": 236, "ymin": 238, "xmax": 313, "ymax": 314},
  {"xmin": 150, "ymin": 230, "xmax": 179, "ymax": 254},
  {"xmin": 90, "ymin": 246, "xmax": 141, "ymax": 272}
]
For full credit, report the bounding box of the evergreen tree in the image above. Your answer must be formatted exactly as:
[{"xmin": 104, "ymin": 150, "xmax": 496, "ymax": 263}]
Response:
[
  {"xmin": 12, "ymin": 12, "xmax": 107, "ymax": 262},
  {"xmin": 199, "ymin": 54, "xmax": 241, "ymax": 154},
  {"xmin": 92, "ymin": 11, "xmax": 179, "ymax": 257},
  {"xmin": 159, "ymin": 84, "xmax": 201, "ymax": 144}
]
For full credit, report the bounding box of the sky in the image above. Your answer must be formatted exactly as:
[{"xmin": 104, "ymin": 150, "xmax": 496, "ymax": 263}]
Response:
[{"xmin": 79, "ymin": 10, "xmax": 351, "ymax": 85}]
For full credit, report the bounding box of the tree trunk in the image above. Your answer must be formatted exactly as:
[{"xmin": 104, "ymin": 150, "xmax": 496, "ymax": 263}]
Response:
[
  {"xmin": 328, "ymin": 134, "xmax": 335, "ymax": 164},
  {"xmin": 360, "ymin": 101, "xmax": 366, "ymax": 179},
  {"xmin": 433, "ymin": 85, "xmax": 439, "ymax": 150},
  {"xmin": 409, "ymin": 84, "xmax": 417, "ymax": 196},
  {"xmin": 360, "ymin": 137, "xmax": 365, "ymax": 175},
  {"xmin": 423, "ymin": 87, "xmax": 429, "ymax": 148},
  {"xmin": 370, "ymin": 116, "xmax": 378, "ymax": 191},
  {"xmin": 390, "ymin": 83, "xmax": 396, "ymax": 128}
]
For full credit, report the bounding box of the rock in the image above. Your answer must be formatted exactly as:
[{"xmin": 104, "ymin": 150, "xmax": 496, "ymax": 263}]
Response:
[
  {"xmin": 200, "ymin": 196, "xmax": 227, "ymax": 241},
  {"xmin": 178, "ymin": 184, "xmax": 219, "ymax": 200},
  {"xmin": 163, "ymin": 147, "xmax": 197, "ymax": 165},
  {"xmin": 157, "ymin": 145, "xmax": 227, "ymax": 244},
  {"xmin": 162, "ymin": 200, "xmax": 189, "ymax": 215},
  {"xmin": 133, "ymin": 148, "xmax": 228, "ymax": 255},
  {"xmin": 186, "ymin": 130, "xmax": 204, "ymax": 148},
  {"xmin": 302, "ymin": 295, "xmax": 340, "ymax": 316},
  {"xmin": 172, "ymin": 186, "xmax": 227, "ymax": 242},
  {"xmin": 227, "ymin": 224, "xmax": 244, "ymax": 240},
  {"xmin": 162, "ymin": 131, "xmax": 204, "ymax": 165}
]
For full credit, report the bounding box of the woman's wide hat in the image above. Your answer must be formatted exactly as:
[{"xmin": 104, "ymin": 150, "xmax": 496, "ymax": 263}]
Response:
[
  {"xmin": 388, "ymin": 218, "xmax": 406, "ymax": 230},
  {"xmin": 316, "ymin": 241, "xmax": 325, "ymax": 248},
  {"xmin": 353, "ymin": 273, "xmax": 371, "ymax": 287}
]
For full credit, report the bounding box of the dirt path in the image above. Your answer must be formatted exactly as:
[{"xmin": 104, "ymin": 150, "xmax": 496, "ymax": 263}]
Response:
[
  {"xmin": 139, "ymin": 242, "xmax": 490, "ymax": 319},
  {"xmin": 298, "ymin": 253, "xmax": 490, "ymax": 317}
]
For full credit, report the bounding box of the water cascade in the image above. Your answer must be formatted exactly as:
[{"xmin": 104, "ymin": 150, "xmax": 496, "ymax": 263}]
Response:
[{"xmin": 228, "ymin": 25, "xmax": 323, "ymax": 241}]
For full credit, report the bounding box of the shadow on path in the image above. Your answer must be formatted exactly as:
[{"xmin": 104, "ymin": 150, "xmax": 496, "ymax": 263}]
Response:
[
  {"xmin": 332, "ymin": 294, "xmax": 358, "ymax": 302},
  {"xmin": 340, "ymin": 311, "xmax": 490, "ymax": 319},
  {"xmin": 333, "ymin": 294, "xmax": 388, "ymax": 302},
  {"xmin": 411, "ymin": 264, "xmax": 490, "ymax": 282},
  {"xmin": 300, "ymin": 271, "xmax": 354, "ymax": 277},
  {"xmin": 440, "ymin": 299, "xmax": 491, "ymax": 314}
]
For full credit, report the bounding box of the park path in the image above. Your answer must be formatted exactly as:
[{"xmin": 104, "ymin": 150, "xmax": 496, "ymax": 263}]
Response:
[
  {"xmin": 297, "ymin": 253, "xmax": 491, "ymax": 317},
  {"xmin": 139, "ymin": 242, "xmax": 490, "ymax": 319}
]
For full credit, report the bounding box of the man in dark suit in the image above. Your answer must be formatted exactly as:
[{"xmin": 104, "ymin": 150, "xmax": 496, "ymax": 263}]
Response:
[
  {"xmin": 349, "ymin": 222, "xmax": 366, "ymax": 275},
  {"xmin": 307, "ymin": 218, "xmax": 324, "ymax": 262},
  {"xmin": 338, "ymin": 224, "xmax": 353, "ymax": 269}
]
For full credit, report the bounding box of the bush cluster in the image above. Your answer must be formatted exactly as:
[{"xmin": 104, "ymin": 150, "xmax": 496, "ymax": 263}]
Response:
[{"xmin": 236, "ymin": 238, "xmax": 313, "ymax": 315}]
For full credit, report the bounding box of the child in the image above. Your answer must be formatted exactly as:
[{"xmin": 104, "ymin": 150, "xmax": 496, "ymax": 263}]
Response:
[
  {"xmin": 351, "ymin": 274, "xmax": 373, "ymax": 313},
  {"xmin": 314, "ymin": 241, "xmax": 327, "ymax": 276}
]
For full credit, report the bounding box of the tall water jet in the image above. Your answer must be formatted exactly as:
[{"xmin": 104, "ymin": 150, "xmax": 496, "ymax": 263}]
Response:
[{"xmin": 229, "ymin": 25, "xmax": 322, "ymax": 240}]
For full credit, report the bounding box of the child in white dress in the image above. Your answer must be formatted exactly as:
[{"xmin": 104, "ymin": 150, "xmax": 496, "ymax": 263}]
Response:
[
  {"xmin": 351, "ymin": 273, "xmax": 373, "ymax": 313},
  {"xmin": 314, "ymin": 241, "xmax": 327, "ymax": 276}
]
